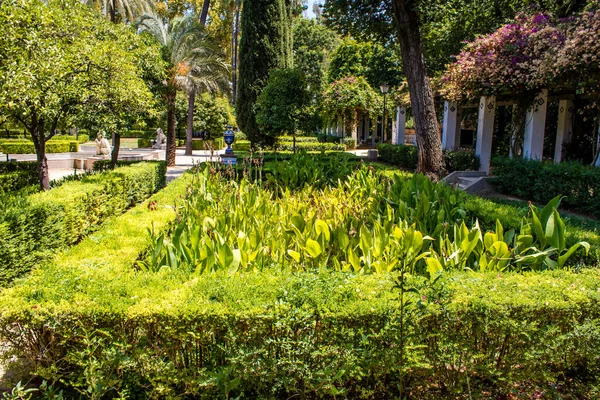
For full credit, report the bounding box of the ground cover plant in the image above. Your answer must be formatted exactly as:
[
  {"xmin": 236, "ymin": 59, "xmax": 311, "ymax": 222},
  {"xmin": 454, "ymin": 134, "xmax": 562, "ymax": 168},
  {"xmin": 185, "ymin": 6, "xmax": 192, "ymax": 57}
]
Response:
[
  {"xmin": 0, "ymin": 161, "xmax": 166, "ymax": 286},
  {"xmin": 0, "ymin": 154, "xmax": 597, "ymax": 399}
]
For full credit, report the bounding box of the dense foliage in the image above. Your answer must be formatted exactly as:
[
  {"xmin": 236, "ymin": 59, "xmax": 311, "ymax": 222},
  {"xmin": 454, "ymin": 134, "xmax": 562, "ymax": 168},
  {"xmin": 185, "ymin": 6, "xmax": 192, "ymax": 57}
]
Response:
[
  {"xmin": 0, "ymin": 162, "xmax": 166, "ymax": 286},
  {"xmin": 256, "ymin": 69, "xmax": 311, "ymax": 137},
  {"xmin": 491, "ymin": 156, "xmax": 600, "ymax": 218},
  {"xmin": 236, "ymin": 0, "xmax": 294, "ymax": 144},
  {"xmin": 443, "ymin": 10, "xmax": 600, "ymax": 104},
  {"xmin": 0, "ymin": 162, "xmax": 39, "ymax": 194}
]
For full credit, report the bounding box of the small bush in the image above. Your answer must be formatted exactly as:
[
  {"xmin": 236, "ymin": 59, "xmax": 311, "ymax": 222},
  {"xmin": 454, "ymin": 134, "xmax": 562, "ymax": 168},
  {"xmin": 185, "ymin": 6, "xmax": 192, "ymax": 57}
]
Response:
[
  {"xmin": 121, "ymin": 130, "xmax": 152, "ymax": 139},
  {"xmin": 490, "ymin": 157, "xmax": 600, "ymax": 218},
  {"xmin": 377, "ymin": 143, "xmax": 418, "ymax": 169},
  {"xmin": 444, "ymin": 148, "xmax": 480, "ymax": 171},
  {"xmin": 0, "ymin": 162, "xmax": 167, "ymax": 286},
  {"xmin": 343, "ymin": 138, "xmax": 357, "ymax": 150}
]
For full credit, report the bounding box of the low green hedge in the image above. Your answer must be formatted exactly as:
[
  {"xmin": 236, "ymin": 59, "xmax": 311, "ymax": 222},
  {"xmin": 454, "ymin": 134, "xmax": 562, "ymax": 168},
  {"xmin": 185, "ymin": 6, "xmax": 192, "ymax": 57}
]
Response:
[
  {"xmin": 278, "ymin": 135, "xmax": 320, "ymax": 143},
  {"xmin": 377, "ymin": 144, "xmax": 480, "ymax": 172},
  {"xmin": 274, "ymin": 141, "xmax": 346, "ymax": 152},
  {"xmin": 191, "ymin": 138, "xmax": 225, "ymax": 151},
  {"xmin": 0, "ymin": 140, "xmax": 79, "ymax": 154},
  {"xmin": 377, "ymin": 143, "xmax": 418, "ymax": 169},
  {"xmin": 343, "ymin": 137, "xmax": 357, "ymax": 150},
  {"xmin": 0, "ymin": 171, "xmax": 37, "ymax": 194},
  {"xmin": 0, "ymin": 162, "xmax": 167, "ymax": 286},
  {"xmin": 232, "ymin": 140, "xmax": 251, "ymax": 151},
  {"xmin": 92, "ymin": 160, "xmax": 167, "ymax": 189},
  {"xmin": 50, "ymin": 134, "xmax": 89, "ymax": 144},
  {"xmin": 491, "ymin": 157, "xmax": 600, "ymax": 218},
  {"xmin": 1, "ymin": 265, "xmax": 599, "ymax": 398}
]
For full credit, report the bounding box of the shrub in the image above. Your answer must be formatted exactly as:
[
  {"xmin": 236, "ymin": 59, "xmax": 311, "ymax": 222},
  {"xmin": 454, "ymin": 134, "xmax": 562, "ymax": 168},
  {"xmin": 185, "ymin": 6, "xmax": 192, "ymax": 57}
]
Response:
[
  {"xmin": 342, "ymin": 138, "xmax": 356, "ymax": 150},
  {"xmin": 0, "ymin": 129, "xmax": 26, "ymax": 138},
  {"xmin": 279, "ymin": 135, "xmax": 320, "ymax": 143},
  {"xmin": 1, "ymin": 267, "xmax": 599, "ymax": 398},
  {"xmin": 137, "ymin": 138, "xmax": 152, "ymax": 148},
  {"xmin": 0, "ymin": 160, "xmax": 39, "ymax": 174},
  {"xmin": 91, "ymin": 160, "xmax": 166, "ymax": 189},
  {"xmin": 0, "ymin": 171, "xmax": 37, "ymax": 194},
  {"xmin": 121, "ymin": 130, "xmax": 151, "ymax": 139},
  {"xmin": 0, "ymin": 140, "xmax": 79, "ymax": 154},
  {"xmin": 377, "ymin": 143, "xmax": 418, "ymax": 169},
  {"xmin": 274, "ymin": 141, "xmax": 345, "ymax": 152},
  {"xmin": 0, "ymin": 162, "xmax": 167, "ymax": 286},
  {"xmin": 191, "ymin": 138, "xmax": 225, "ymax": 151},
  {"xmin": 444, "ymin": 148, "xmax": 479, "ymax": 171},
  {"xmin": 490, "ymin": 157, "xmax": 600, "ymax": 218},
  {"xmin": 232, "ymin": 140, "xmax": 251, "ymax": 151},
  {"xmin": 50, "ymin": 134, "xmax": 89, "ymax": 144}
]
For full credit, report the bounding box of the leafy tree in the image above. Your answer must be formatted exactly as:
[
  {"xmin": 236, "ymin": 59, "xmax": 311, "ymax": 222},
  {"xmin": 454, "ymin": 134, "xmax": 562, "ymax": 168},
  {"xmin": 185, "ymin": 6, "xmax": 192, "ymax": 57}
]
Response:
[
  {"xmin": 293, "ymin": 18, "xmax": 339, "ymax": 97},
  {"xmin": 137, "ymin": 11, "xmax": 228, "ymax": 165},
  {"xmin": 327, "ymin": 37, "xmax": 403, "ymax": 88},
  {"xmin": 86, "ymin": 0, "xmax": 148, "ymax": 22},
  {"xmin": 175, "ymin": 92, "xmax": 235, "ymax": 137},
  {"xmin": 236, "ymin": 0, "xmax": 294, "ymax": 145},
  {"xmin": 0, "ymin": 0, "xmax": 156, "ymax": 189},
  {"xmin": 256, "ymin": 69, "xmax": 310, "ymax": 147}
]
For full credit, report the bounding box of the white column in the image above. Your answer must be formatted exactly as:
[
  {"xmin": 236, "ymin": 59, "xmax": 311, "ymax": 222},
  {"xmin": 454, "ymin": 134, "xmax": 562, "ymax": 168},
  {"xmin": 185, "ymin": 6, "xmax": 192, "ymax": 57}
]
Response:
[
  {"xmin": 476, "ymin": 96, "xmax": 496, "ymax": 174},
  {"xmin": 442, "ymin": 101, "xmax": 459, "ymax": 150},
  {"xmin": 554, "ymin": 99, "xmax": 574, "ymax": 163},
  {"xmin": 357, "ymin": 116, "xmax": 364, "ymax": 143},
  {"xmin": 395, "ymin": 106, "xmax": 406, "ymax": 145},
  {"xmin": 596, "ymin": 124, "xmax": 600, "ymax": 167},
  {"xmin": 523, "ymin": 89, "xmax": 548, "ymax": 160}
]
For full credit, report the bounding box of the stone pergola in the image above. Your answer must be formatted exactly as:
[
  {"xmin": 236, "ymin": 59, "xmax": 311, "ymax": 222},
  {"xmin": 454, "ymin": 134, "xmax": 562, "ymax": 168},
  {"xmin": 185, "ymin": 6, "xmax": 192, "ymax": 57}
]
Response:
[{"xmin": 438, "ymin": 90, "xmax": 589, "ymax": 173}]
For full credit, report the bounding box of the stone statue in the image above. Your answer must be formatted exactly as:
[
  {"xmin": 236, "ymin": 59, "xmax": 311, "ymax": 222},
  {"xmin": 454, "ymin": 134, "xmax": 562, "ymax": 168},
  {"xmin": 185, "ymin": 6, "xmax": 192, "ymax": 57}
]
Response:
[
  {"xmin": 156, "ymin": 128, "xmax": 166, "ymax": 145},
  {"xmin": 95, "ymin": 132, "xmax": 112, "ymax": 156}
]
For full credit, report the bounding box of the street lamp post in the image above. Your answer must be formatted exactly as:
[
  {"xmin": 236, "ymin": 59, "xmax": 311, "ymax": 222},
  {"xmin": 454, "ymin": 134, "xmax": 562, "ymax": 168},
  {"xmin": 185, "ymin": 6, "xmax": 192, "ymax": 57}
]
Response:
[{"xmin": 380, "ymin": 84, "xmax": 390, "ymax": 143}]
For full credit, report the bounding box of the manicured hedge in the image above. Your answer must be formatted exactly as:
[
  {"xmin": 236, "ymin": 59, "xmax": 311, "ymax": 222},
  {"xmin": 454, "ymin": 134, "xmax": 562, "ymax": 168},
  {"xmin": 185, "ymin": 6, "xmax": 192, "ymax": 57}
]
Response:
[
  {"xmin": 491, "ymin": 157, "xmax": 600, "ymax": 218},
  {"xmin": 377, "ymin": 144, "xmax": 480, "ymax": 172},
  {"xmin": 92, "ymin": 160, "xmax": 167, "ymax": 189},
  {"xmin": 0, "ymin": 162, "xmax": 167, "ymax": 286},
  {"xmin": 191, "ymin": 138, "xmax": 225, "ymax": 150},
  {"xmin": 274, "ymin": 141, "xmax": 346, "ymax": 152},
  {"xmin": 232, "ymin": 140, "xmax": 251, "ymax": 151},
  {"xmin": 0, "ymin": 171, "xmax": 37, "ymax": 194},
  {"xmin": 1, "ymin": 263, "xmax": 599, "ymax": 398},
  {"xmin": 377, "ymin": 143, "xmax": 418, "ymax": 169},
  {"xmin": 0, "ymin": 140, "xmax": 79, "ymax": 154},
  {"xmin": 51, "ymin": 134, "xmax": 89, "ymax": 144},
  {"xmin": 278, "ymin": 135, "xmax": 320, "ymax": 143}
]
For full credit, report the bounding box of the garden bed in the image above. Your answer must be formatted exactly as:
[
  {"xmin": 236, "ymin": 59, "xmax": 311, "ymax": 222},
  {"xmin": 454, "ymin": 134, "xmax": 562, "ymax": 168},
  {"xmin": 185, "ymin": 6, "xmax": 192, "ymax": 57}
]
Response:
[{"xmin": 0, "ymin": 155, "xmax": 598, "ymax": 398}]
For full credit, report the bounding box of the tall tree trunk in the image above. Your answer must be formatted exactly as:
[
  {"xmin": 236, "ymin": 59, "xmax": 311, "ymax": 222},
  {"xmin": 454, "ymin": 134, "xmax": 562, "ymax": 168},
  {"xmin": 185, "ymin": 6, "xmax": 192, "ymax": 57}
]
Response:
[
  {"xmin": 232, "ymin": 0, "xmax": 241, "ymax": 103},
  {"xmin": 109, "ymin": 0, "xmax": 116, "ymax": 22},
  {"xmin": 186, "ymin": 91, "xmax": 195, "ymax": 156},
  {"xmin": 391, "ymin": 0, "xmax": 444, "ymax": 177},
  {"xmin": 200, "ymin": 0, "xmax": 210, "ymax": 25},
  {"xmin": 111, "ymin": 132, "xmax": 121, "ymax": 168},
  {"xmin": 166, "ymin": 92, "xmax": 177, "ymax": 167}
]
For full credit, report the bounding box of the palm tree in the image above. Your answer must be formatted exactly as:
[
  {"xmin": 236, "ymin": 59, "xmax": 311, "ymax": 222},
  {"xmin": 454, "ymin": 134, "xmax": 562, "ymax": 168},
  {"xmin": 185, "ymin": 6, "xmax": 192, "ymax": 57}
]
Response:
[
  {"xmin": 86, "ymin": 0, "xmax": 149, "ymax": 23},
  {"xmin": 137, "ymin": 11, "xmax": 230, "ymax": 165}
]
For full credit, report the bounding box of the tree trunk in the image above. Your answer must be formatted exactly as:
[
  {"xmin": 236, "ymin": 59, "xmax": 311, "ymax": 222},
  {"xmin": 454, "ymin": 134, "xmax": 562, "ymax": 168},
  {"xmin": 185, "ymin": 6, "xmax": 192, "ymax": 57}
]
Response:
[
  {"xmin": 111, "ymin": 132, "xmax": 121, "ymax": 169},
  {"xmin": 109, "ymin": 0, "xmax": 116, "ymax": 23},
  {"xmin": 391, "ymin": 0, "xmax": 444, "ymax": 177},
  {"xmin": 186, "ymin": 91, "xmax": 195, "ymax": 156},
  {"xmin": 166, "ymin": 92, "xmax": 177, "ymax": 167},
  {"xmin": 31, "ymin": 123, "xmax": 50, "ymax": 191},
  {"xmin": 200, "ymin": 0, "xmax": 210, "ymax": 25},
  {"xmin": 232, "ymin": 0, "xmax": 241, "ymax": 103}
]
